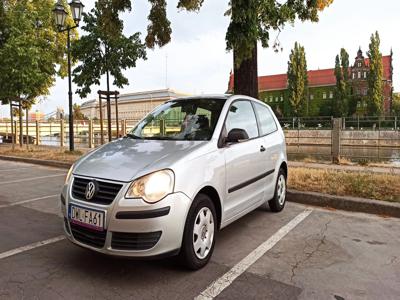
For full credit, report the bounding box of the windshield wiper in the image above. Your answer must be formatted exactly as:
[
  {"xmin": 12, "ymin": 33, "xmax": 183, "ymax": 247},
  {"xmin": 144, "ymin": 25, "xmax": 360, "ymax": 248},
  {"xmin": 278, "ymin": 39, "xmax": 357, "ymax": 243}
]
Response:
[{"xmin": 125, "ymin": 133, "xmax": 142, "ymax": 139}]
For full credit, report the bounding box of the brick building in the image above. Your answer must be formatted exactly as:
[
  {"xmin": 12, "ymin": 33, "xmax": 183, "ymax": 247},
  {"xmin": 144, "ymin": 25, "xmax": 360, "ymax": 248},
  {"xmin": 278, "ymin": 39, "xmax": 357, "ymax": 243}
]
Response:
[{"xmin": 228, "ymin": 49, "xmax": 394, "ymax": 116}]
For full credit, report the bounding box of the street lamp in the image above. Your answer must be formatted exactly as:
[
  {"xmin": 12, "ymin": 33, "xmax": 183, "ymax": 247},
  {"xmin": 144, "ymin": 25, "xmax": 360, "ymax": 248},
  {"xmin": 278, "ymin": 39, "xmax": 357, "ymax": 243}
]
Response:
[{"xmin": 53, "ymin": 0, "xmax": 84, "ymax": 151}]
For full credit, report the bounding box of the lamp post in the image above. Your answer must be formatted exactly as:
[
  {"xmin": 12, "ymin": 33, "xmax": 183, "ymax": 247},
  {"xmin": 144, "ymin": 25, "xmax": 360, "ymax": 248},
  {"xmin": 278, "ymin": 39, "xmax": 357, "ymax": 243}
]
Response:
[{"xmin": 53, "ymin": 0, "xmax": 84, "ymax": 151}]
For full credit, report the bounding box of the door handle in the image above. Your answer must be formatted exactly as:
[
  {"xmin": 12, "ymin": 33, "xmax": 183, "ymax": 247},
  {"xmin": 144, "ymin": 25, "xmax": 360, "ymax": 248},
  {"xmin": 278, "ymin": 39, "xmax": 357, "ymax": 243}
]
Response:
[{"xmin": 260, "ymin": 145, "xmax": 266, "ymax": 152}]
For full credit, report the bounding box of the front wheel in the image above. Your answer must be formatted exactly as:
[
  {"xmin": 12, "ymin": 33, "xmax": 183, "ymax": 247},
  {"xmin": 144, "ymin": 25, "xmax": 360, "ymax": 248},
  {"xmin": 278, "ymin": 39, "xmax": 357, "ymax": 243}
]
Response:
[
  {"xmin": 268, "ymin": 168, "xmax": 287, "ymax": 212},
  {"xmin": 179, "ymin": 194, "xmax": 217, "ymax": 270}
]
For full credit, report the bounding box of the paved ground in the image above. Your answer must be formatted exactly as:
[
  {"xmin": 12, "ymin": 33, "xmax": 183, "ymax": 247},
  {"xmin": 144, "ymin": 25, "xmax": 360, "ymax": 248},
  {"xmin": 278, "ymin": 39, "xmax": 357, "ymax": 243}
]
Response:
[{"xmin": 0, "ymin": 160, "xmax": 399, "ymax": 300}]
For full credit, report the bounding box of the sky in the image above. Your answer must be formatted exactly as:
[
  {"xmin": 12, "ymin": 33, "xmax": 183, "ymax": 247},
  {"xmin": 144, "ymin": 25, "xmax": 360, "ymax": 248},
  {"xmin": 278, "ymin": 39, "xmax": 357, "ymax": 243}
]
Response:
[{"xmin": 1, "ymin": 0, "xmax": 399, "ymax": 117}]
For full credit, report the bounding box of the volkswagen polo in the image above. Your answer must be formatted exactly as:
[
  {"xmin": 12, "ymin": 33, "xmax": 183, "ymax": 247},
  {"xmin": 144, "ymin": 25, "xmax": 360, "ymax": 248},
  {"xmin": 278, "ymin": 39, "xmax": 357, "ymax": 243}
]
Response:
[{"xmin": 61, "ymin": 94, "xmax": 287, "ymax": 269}]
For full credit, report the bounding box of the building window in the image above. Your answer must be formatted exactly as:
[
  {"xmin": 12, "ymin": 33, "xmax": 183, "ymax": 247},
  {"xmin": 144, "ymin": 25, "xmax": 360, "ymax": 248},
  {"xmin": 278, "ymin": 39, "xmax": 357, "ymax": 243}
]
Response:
[
  {"xmin": 310, "ymin": 94, "xmax": 314, "ymax": 100},
  {"xmin": 329, "ymin": 91, "xmax": 333, "ymax": 99},
  {"xmin": 269, "ymin": 96, "xmax": 273, "ymax": 102},
  {"xmin": 280, "ymin": 96, "xmax": 283, "ymax": 102},
  {"xmin": 364, "ymin": 71, "xmax": 367, "ymax": 78},
  {"xmin": 275, "ymin": 97, "xmax": 279, "ymax": 102},
  {"xmin": 323, "ymin": 92, "xmax": 327, "ymax": 99},
  {"xmin": 358, "ymin": 62, "xmax": 362, "ymax": 67},
  {"xmin": 352, "ymin": 73, "xmax": 355, "ymax": 79},
  {"xmin": 358, "ymin": 71, "xmax": 361, "ymax": 79}
]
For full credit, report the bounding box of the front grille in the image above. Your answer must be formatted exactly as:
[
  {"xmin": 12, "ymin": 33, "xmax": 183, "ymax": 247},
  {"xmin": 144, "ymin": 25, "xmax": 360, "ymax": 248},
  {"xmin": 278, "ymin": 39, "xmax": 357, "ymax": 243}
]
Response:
[
  {"xmin": 70, "ymin": 223, "xmax": 107, "ymax": 248},
  {"xmin": 111, "ymin": 231, "xmax": 162, "ymax": 250},
  {"xmin": 72, "ymin": 177, "xmax": 123, "ymax": 205}
]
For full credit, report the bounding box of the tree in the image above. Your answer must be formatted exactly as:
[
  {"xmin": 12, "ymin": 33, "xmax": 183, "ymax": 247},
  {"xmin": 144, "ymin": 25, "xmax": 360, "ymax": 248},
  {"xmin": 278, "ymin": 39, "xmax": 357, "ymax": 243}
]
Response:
[
  {"xmin": 333, "ymin": 48, "xmax": 350, "ymax": 117},
  {"xmin": 0, "ymin": 0, "xmax": 76, "ymax": 105},
  {"xmin": 72, "ymin": 0, "xmax": 146, "ymax": 99},
  {"xmin": 100, "ymin": 0, "xmax": 333, "ymax": 98},
  {"xmin": 73, "ymin": 103, "xmax": 86, "ymax": 120},
  {"xmin": 367, "ymin": 31, "xmax": 384, "ymax": 116},
  {"xmin": 392, "ymin": 93, "xmax": 400, "ymax": 116},
  {"xmin": 287, "ymin": 42, "xmax": 308, "ymax": 117}
]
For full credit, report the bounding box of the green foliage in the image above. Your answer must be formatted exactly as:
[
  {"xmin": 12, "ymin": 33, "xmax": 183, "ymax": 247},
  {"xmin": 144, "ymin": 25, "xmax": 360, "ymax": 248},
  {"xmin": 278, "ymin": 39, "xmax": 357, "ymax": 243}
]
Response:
[
  {"xmin": 73, "ymin": 103, "xmax": 86, "ymax": 120},
  {"xmin": 392, "ymin": 93, "xmax": 400, "ymax": 116},
  {"xmin": 72, "ymin": 1, "xmax": 146, "ymax": 98},
  {"xmin": 0, "ymin": 0, "xmax": 8, "ymax": 48},
  {"xmin": 333, "ymin": 48, "xmax": 350, "ymax": 117},
  {"xmin": 145, "ymin": 0, "xmax": 171, "ymax": 48},
  {"xmin": 367, "ymin": 31, "xmax": 384, "ymax": 116},
  {"xmin": 0, "ymin": 0, "xmax": 75, "ymax": 105},
  {"xmin": 224, "ymin": 0, "xmax": 333, "ymax": 66},
  {"xmin": 287, "ymin": 42, "xmax": 308, "ymax": 117}
]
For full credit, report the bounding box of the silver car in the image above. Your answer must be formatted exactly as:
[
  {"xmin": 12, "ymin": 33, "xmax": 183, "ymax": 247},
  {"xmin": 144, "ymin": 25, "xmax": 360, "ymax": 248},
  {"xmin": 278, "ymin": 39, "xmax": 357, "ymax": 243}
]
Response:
[{"xmin": 61, "ymin": 95, "xmax": 287, "ymax": 269}]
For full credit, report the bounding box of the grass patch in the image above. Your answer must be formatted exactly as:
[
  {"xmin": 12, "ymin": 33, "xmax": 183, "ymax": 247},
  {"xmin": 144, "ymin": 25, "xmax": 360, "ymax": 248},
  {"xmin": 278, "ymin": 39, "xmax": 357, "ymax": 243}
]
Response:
[
  {"xmin": 0, "ymin": 145, "xmax": 87, "ymax": 163},
  {"xmin": 289, "ymin": 167, "xmax": 400, "ymax": 202}
]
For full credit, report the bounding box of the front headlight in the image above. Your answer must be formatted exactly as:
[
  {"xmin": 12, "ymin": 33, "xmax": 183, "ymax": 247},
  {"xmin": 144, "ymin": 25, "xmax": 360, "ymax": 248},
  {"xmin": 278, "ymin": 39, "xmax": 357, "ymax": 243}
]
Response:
[
  {"xmin": 65, "ymin": 165, "xmax": 74, "ymax": 184},
  {"xmin": 125, "ymin": 169, "xmax": 175, "ymax": 203}
]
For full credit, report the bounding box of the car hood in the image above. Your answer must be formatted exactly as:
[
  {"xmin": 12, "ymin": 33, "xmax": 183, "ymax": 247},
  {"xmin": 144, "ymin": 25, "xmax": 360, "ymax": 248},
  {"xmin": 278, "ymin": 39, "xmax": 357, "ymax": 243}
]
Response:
[{"xmin": 73, "ymin": 138, "xmax": 209, "ymax": 182}]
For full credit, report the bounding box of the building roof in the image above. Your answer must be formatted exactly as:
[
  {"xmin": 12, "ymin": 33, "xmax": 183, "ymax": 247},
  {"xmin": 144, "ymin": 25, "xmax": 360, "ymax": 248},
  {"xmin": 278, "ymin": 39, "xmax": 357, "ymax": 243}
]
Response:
[
  {"xmin": 228, "ymin": 55, "xmax": 392, "ymax": 92},
  {"xmin": 81, "ymin": 88, "xmax": 190, "ymax": 108}
]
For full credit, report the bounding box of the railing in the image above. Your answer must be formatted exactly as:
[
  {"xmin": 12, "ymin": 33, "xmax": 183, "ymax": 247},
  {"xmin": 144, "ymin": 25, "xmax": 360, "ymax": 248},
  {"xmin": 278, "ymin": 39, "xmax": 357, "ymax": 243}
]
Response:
[
  {"xmin": 278, "ymin": 116, "xmax": 400, "ymax": 162},
  {"xmin": 1, "ymin": 116, "xmax": 399, "ymax": 162}
]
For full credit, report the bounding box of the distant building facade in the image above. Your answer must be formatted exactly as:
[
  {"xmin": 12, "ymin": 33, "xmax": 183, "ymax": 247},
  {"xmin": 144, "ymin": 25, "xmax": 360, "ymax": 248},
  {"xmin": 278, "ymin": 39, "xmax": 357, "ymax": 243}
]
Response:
[
  {"xmin": 80, "ymin": 89, "xmax": 190, "ymax": 120},
  {"xmin": 228, "ymin": 49, "xmax": 394, "ymax": 116}
]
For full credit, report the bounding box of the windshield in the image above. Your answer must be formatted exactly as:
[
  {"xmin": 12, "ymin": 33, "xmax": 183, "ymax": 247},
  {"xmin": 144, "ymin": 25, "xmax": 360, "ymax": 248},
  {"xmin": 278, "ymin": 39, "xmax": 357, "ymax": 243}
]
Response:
[{"xmin": 129, "ymin": 98, "xmax": 226, "ymax": 141}]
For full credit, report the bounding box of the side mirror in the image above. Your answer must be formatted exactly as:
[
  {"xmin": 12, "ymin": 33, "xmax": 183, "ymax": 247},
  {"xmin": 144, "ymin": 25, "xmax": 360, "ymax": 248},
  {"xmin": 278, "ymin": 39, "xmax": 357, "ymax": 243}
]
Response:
[{"xmin": 226, "ymin": 128, "xmax": 249, "ymax": 144}]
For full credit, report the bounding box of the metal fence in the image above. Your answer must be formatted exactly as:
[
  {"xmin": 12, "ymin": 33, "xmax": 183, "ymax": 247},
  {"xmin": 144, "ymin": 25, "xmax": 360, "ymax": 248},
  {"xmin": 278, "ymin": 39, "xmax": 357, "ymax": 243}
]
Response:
[
  {"xmin": 1, "ymin": 116, "xmax": 399, "ymax": 162},
  {"xmin": 278, "ymin": 116, "xmax": 400, "ymax": 162}
]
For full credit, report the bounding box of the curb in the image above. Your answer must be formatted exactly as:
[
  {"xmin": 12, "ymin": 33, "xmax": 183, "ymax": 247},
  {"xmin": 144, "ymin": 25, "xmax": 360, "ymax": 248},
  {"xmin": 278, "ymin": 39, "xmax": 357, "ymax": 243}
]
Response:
[
  {"xmin": 0, "ymin": 155, "xmax": 72, "ymax": 169},
  {"xmin": 287, "ymin": 189, "xmax": 400, "ymax": 218}
]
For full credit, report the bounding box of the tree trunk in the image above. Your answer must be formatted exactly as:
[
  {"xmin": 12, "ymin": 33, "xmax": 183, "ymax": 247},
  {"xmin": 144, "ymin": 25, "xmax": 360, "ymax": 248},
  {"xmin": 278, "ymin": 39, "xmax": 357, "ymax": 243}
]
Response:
[{"xmin": 233, "ymin": 41, "xmax": 259, "ymax": 99}]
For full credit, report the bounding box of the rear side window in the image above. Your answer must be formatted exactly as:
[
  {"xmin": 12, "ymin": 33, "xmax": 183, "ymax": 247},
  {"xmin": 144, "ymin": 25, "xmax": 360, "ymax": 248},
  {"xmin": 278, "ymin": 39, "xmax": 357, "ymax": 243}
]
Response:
[
  {"xmin": 225, "ymin": 101, "xmax": 259, "ymax": 139},
  {"xmin": 253, "ymin": 102, "xmax": 277, "ymax": 135}
]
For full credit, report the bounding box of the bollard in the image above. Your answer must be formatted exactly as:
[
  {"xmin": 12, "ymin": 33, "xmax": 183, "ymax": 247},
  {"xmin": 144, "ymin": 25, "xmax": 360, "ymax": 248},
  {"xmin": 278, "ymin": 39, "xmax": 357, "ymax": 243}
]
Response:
[
  {"xmin": 89, "ymin": 120, "xmax": 93, "ymax": 148},
  {"xmin": 60, "ymin": 119, "xmax": 65, "ymax": 148},
  {"xmin": 331, "ymin": 118, "xmax": 342, "ymax": 164}
]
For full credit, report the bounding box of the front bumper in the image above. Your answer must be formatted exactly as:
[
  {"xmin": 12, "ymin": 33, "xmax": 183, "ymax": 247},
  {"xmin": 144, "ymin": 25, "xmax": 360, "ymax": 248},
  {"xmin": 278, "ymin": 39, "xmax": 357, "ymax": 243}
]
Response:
[{"xmin": 61, "ymin": 182, "xmax": 192, "ymax": 257}]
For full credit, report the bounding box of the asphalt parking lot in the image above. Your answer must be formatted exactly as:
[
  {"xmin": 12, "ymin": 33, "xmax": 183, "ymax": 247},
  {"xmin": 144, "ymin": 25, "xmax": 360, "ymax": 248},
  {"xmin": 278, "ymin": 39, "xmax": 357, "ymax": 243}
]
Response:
[{"xmin": 0, "ymin": 160, "xmax": 399, "ymax": 300}]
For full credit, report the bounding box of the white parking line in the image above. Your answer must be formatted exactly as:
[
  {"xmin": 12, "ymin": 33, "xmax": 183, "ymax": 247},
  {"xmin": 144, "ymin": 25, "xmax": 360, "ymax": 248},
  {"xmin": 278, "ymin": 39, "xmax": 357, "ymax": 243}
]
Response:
[
  {"xmin": 0, "ymin": 236, "xmax": 66, "ymax": 260},
  {"xmin": 0, "ymin": 194, "xmax": 59, "ymax": 209},
  {"xmin": 195, "ymin": 209, "xmax": 313, "ymax": 300},
  {"xmin": 0, "ymin": 174, "xmax": 65, "ymax": 185}
]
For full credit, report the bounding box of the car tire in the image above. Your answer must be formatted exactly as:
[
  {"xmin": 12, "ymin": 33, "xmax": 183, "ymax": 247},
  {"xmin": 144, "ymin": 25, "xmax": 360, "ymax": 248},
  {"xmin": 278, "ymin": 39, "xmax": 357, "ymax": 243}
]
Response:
[
  {"xmin": 268, "ymin": 168, "xmax": 287, "ymax": 212},
  {"xmin": 179, "ymin": 193, "xmax": 217, "ymax": 270}
]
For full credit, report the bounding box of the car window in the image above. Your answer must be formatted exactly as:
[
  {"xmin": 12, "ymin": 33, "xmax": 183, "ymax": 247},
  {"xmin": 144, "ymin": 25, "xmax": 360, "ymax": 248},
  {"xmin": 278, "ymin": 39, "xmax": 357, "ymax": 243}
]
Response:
[
  {"xmin": 225, "ymin": 100, "xmax": 259, "ymax": 139},
  {"xmin": 130, "ymin": 99, "xmax": 225, "ymax": 141},
  {"xmin": 253, "ymin": 102, "xmax": 277, "ymax": 135}
]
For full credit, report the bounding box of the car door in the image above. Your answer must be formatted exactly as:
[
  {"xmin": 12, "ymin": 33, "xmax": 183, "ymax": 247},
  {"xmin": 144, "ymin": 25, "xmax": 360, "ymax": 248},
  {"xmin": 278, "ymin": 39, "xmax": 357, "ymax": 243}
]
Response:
[
  {"xmin": 222, "ymin": 100, "xmax": 268, "ymax": 222},
  {"xmin": 252, "ymin": 102, "xmax": 281, "ymax": 201}
]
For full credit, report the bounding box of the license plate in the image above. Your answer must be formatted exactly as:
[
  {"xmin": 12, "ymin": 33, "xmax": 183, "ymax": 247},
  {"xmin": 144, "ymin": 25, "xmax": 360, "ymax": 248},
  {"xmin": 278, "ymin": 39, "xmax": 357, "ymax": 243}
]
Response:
[{"xmin": 68, "ymin": 204, "xmax": 105, "ymax": 231}]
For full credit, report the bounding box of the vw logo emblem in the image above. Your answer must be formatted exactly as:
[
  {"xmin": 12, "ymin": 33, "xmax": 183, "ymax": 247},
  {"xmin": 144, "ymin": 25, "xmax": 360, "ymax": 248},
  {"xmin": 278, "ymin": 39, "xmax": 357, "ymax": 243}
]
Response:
[{"xmin": 85, "ymin": 181, "xmax": 97, "ymax": 200}]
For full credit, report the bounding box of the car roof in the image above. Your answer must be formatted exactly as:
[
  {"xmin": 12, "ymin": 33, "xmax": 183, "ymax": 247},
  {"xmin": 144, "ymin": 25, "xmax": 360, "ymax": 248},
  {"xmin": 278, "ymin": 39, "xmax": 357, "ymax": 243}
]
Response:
[{"xmin": 168, "ymin": 94, "xmax": 232, "ymax": 102}]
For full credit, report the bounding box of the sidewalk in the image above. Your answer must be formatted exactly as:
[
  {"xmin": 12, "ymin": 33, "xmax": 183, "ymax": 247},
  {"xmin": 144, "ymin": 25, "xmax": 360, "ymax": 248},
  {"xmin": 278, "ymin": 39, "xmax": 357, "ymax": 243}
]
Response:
[{"xmin": 289, "ymin": 161, "xmax": 400, "ymax": 175}]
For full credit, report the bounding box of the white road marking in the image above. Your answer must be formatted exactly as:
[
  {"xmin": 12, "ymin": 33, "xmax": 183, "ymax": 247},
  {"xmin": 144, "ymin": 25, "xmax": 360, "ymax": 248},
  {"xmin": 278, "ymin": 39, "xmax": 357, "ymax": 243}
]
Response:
[
  {"xmin": 195, "ymin": 209, "xmax": 313, "ymax": 300},
  {"xmin": 0, "ymin": 174, "xmax": 65, "ymax": 185},
  {"xmin": 0, "ymin": 194, "xmax": 59, "ymax": 209},
  {"xmin": 0, "ymin": 236, "xmax": 66, "ymax": 260}
]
